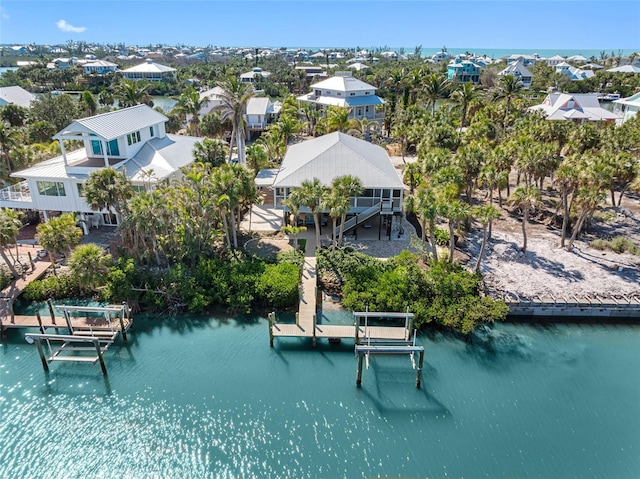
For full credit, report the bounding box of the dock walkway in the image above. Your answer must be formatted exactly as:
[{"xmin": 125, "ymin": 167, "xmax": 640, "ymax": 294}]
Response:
[{"xmin": 270, "ymin": 233, "xmax": 411, "ymax": 345}]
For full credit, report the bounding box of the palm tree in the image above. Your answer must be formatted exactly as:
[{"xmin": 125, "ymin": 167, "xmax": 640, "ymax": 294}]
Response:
[
  {"xmin": 214, "ymin": 76, "xmax": 254, "ymax": 165},
  {"xmin": 404, "ymin": 186, "xmax": 439, "ymax": 261},
  {"xmin": 246, "ymin": 144, "xmax": 269, "ymax": 173},
  {"xmin": 83, "ymin": 168, "xmax": 134, "ymax": 225},
  {"xmin": 442, "ymin": 199, "xmax": 470, "ymax": 262},
  {"xmin": 508, "ymin": 184, "xmax": 541, "ymax": 253},
  {"xmin": 0, "ymin": 209, "xmax": 22, "ymax": 278},
  {"xmin": 333, "ymin": 175, "xmax": 363, "ymax": 246},
  {"xmin": 282, "ymin": 198, "xmax": 306, "ymax": 251},
  {"xmin": 402, "ymin": 162, "xmax": 424, "ymax": 195},
  {"xmin": 35, "ymin": 213, "xmax": 82, "ymax": 274},
  {"xmin": 322, "ymin": 189, "xmax": 350, "ymax": 249},
  {"xmin": 193, "ymin": 138, "xmax": 228, "ymax": 167},
  {"xmin": 68, "ymin": 243, "xmax": 112, "ymax": 291},
  {"xmin": 472, "ymin": 205, "xmax": 501, "ymax": 273},
  {"xmin": 273, "ymin": 114, "xmax": 302, "ymax": 146},
  {"xmin": 115, "ymin": 79, "xmax": 152, "ymax": 108},
  {"xmin": 423, "ymin": 73, "xmax": 448, "ymax": 114},
  {"xmin": 0, "ymin": 122, "xmax": 20, "ymax": 173},
  {"xmin": 175, "ymin": 87, "xmax": 208, "ymax": 136},
  {"xmin": 566, "ymin": 186, "xmax": 605, "ymax": 252},
  {"xmin": 495, "ymin": 74, "xmax": 523, "ymax": 126},
  {"xmin": 289, "ymin": 178, "xmax": 326, "ymax": 250},
  {"xmin": 554, "ymin": 160, "xmax": 580, "ymax": 248},
  {"xmin": 450, "ymin": 81, "xmax": 480, "ymax": 129},
  {"xmin": 327, "ymin": 106, "xmax": 352, "ymax": 133}
]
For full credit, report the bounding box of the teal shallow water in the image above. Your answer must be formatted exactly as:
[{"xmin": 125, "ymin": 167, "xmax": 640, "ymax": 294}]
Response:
[{"xmin": 1, "ymin": 316, "xmax": 639, "ymax": 479}]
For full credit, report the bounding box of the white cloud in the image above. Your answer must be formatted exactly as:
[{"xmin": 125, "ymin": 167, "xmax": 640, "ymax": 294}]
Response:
[
  {"xmin": 56, "ymin": 19, "xmax": 87, "ymax": 33},
  {"xmin": 0, "ymin": 7, "xmax": 9, "ymax": 20}
]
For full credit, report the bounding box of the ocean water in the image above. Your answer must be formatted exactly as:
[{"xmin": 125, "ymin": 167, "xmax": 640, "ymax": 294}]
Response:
[{"xmin": 0, "ymin": 316, "xmax": 638, "ymax": 478}]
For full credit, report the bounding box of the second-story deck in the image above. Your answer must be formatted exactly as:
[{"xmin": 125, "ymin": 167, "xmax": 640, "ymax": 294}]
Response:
[{"xmin": 0, "ymin": 180, "xmax": 33, "ymax": 208}]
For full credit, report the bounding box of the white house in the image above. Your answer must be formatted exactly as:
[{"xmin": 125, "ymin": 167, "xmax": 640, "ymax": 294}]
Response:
[
  {"xmin": 613, "ymin": 92, "xmax": 640, "ymax": 125},
  {"xmin": 122, "ymin": 59, "xmax": 176, "ymax": 81},
  {"xmin": 499, "ymin": 61, "xmax": 533, "ymax": 88},
  {"xmin": 0, "ymin": 105, "xmax": 203, "ymax": 230},
  {"xmin": 197, "ymin": 86, "xmax": 226, "ymax": 116},
  {"xmin": 0, "ymin": 86, "xmax": 35, "ymax": 108},
  {"xmin": 296, "ymin": 72, "xmax": 385, "ymax": 122},
  {"xmin": 272, "ymin": 132, "xmax": 404, "ymax": 229},
  {"xmin": 529, "ymin": 93, "xmax": 621, "ymax": 123},
  {"xmin": 83, "ymin": 60, "xmax": 118, "ymax": 75},
  {"xmin": 545, "ymin": 55, "xmax": 566, "ymax": 66},
  {"xmin": 506, "ymin": 54, "xmax": 538, "ymax": 66},
  {"xmin": 244, "ymin": 97, "xmax": 277, "ymax": 139},
  {"xmin": 607, "ymin": 65, "xmax": 640, "ymax": 73},
  {"xmin": 555, "ymin": 62, "xmax": 595, "ymax": 81},
  {"xmin": 239, "ymin": 67, "xmax": 272, "ymax": 83}
]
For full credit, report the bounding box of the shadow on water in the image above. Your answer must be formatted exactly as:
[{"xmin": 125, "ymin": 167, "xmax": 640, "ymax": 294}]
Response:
[
  {"xmin": 40, "ymin": 369, "xmax": 113, "ymax": 396},
  {"xmin": 358, "ymin": 359, "xmax": 450, "ymax": 418}
]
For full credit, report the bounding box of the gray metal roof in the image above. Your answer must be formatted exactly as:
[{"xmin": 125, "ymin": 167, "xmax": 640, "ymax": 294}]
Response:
[
  {"xmin": 122, "ymin": 60, "xmax": 176, "ymax": 73},
  {"xmin": 0, "ymin": 86, "xmax": 35, "ymax": 108},
  {"xmin": 54, "ymin": 105, "xmax": 168, "ymax": 141},
  {"xmin": 273, "ymin": 132, "xmax": 404, "ymax": 189},
  {"xmin": 246, "ymin": 97, "xmax": 273, "ymax": 116},
  {"xmin": 310, "ymin": 75, "xmax": 376, "ymax": 92},
  {"xmin": 123, "ymin": 134, "xmax": 203, "ymax": 182},
  {"xmin": 529, "ymin": 93, "xmax": 621, "ymax": 121}
]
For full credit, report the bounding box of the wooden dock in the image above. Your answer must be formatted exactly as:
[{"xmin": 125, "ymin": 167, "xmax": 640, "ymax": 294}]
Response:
[{"xmin": 0, "ymin": 257, "xmax": 52, "ymax": 303}]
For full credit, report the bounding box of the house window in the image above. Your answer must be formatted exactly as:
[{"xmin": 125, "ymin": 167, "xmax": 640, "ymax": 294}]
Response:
[
  {"xmin": 337, "ymin": 92, "xmax": 341, "ymax": 96},
  {"xmin": 132, "ymin": 185, "xmax": 146, "ymax": 193},
  {"xmin": 36, "ymin": 181, "xmax": 66, "ymax": 197},
  {"xmin": 149, "ymin": 126, "xmax": 155, "ymax": 137},
  {"xmin": 350, "ymin": 93, "xmax": 355, "ymax": 96},
  {"xmin": 127, "ymin": 131, "xmax": 141, "ymax": 146},
  {"xmin": 77, "ymin": 183, "xmax": 85, "ymax": 197},
  {"xmin": 91, "ymin": 140, "xmax": 103, "ymax": 156},
  {"xmin": 106, "ymin": 139, "xmax": 119, "ymax": 156}
]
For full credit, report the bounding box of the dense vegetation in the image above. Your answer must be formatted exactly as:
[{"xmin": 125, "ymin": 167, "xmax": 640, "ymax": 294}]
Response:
[{"xmin": 318, "ymin": 249, "xmax": 509, "ymax": 334}]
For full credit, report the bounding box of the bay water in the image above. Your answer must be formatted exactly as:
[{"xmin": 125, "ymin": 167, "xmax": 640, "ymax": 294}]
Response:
[{"xmin": 0, "ymin": 316, "xmax": 638, "ymax": 478}]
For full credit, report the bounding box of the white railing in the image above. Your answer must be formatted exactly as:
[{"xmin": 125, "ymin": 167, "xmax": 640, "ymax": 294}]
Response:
[
  {"xmin": 0, "ymin": 181, "xmax": 32, "ymax": 203},
  {"xmin": 334, "ymin": 202, "xmax": 381, "ymax": 238}
]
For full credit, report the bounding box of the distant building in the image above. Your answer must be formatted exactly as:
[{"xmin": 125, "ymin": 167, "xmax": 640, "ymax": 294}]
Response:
[
  {"xmin": 296, "ymin": 72, "xmax": 385, "ymax": 122},
  {"xmin": 245, "ymin": 97, "xmax": 278, "ymax": 139},
  {"xmin": 0, "ymin": 86, "xmax": 35, "ymax": 108},
  {"xmin": 607, "ymin": 65, "xmax": 640, "ymax": 73},
  {"xmin": 431, "ymin": 50, "xmax": 452, "ymax": 64},
  {"xmin": 613, "ymin": 92, "xmax": 640, "ymax": 125},
  {"xmin": 447, "ymin": 58, "xmax": 482, "ymax": 84},
  {"xmin": 555, "ymin": 62, "xmax": 594, "ymax": 81},
  {"xmin": 83, "ymin": 60, "xmax": 118, "ymax": 75},
  {"xmin": 529, "ymin": 93, "xmax": 621, "ymax": 123},
  {"xmin": 545, "ymin": 55, "xmax": 566, "ymax": 66},
  {"xmin": 499, "ymin": 61, "xmax": 533, "ymax": 88},
  {"xmin": 506, "ymin": 54, "xmax": 538, "ymax": 67},
  {"xmin": 240, "ymin": 67, "xmax": 272, "ymax": 83},
  {"xmin": 122, "ymin": 59, "xmax": 176, "ymax": 81},
  {"xmin": 46, "ymin": 57, "xmax": 77, "ymax": 70}
]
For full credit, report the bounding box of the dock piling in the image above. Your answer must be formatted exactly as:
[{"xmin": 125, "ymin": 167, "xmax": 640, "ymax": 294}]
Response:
[
  {"xmin": 47, "ymin": 299, "xmax": 56, "ymax": 325},
  {"xmin": 34, "ymin": 339, "xmax": 49, "ymax": 372},
  {"xmin": 94, "ymin": 338, "xmax": 107, "ymax": 375},
  {"xmin": 268, "ymin": 312, "xmax": 274, "ymax": 347},
  {"xmin": 119, "ymin": 302, "xmax": 128, "ymax": 342},
  {"xmin": 416, "ymin": 350, "xmax": 425, "ymax": 389},
  {"xmin": 356, "ymin": 352, "xmax": 364, "ymax": 387},
  {"xmin": 35, "ymin": 310, "xmax": 45, "ymax": 334}
]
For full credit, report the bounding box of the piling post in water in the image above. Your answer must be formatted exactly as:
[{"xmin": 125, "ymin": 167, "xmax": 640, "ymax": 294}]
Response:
[
  {"xmin": 47, "ymin": 299, "xmax": 56, "ymax": 325},
  {"xmin": 312, "ymin": 314, "xmax": 317, "ymax": 347},
  {"xmin": 34, "ymin": 339, "xmax": 49, "ymax": 372},
  {"xmin": 416, "ymin": 350, "xmax": 425, "ymax": 389},
  {"xmin": 356, "ymin": 352, "xmax": 364, "ymax": 387},
  {"xmin": 94, "ymin": 338, "xmax": 107, "ymax": 375},
  {"xmin": 268, "ymin": 312, "xmax": 274, "ymax": 347},
  {"xmin": 295, "ymin": 312, "xmax": 299, "ymax": 327},
  {"xmin": 35, "ymin": 310, "xmax": 45, "ymax": 334},
  {"xmin": 119, "ymin": 302, "xmax": 128, "ymax": 343}
]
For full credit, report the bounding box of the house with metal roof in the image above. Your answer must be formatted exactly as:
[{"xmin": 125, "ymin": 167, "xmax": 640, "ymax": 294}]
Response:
[
  {"xmin": 0, "ymin": 105, "xmax": 203, "ymax": 230},
  {"xmin": 296, "ymin": 72, "xmax": 385, "ymax": 122},
  {"xmin": 555, "ymin": 62, "xmax": 595, "ymax": 81},
  {"xmin": 529, "ymin": 93, "xmax": 621, "ymax": 123},
  {"xmin": 83, "ymin": 60, "xmax": 118, "ymax": 75},
  {"xmin": 613, "ymin": 92, "xmax": 640, "ymax": 125},
  {"xmin": 447, "ymin": 58, "xmax": 482, "ymax": 84},
  {"xmin": 0, "ymin": 86, "xmax": 35, "ymax": 108},
  {"xmin": 506, "ymin": 54, "xmax": 538, "ymax": 67},
  {"xmin": 271, "ymin": 132, "xmax": 404, "ymax": 236},
  {"xmin": 244, "ymin": 97, "xmax": 277, "ymax": 139},
  {"xmin": 122, "ymin": 59, "xmax": 176, "ymax": 81},
  {"xmin": 240, "ymin": 67, "xmax": 272, "ymax": 83},
  {"xmin": 545, "ymin": 55, "xmax": 566, "ymax": 66},
  {"xmin": 499, "ymin": 61, "xmax": 533, "ymax": 88}
]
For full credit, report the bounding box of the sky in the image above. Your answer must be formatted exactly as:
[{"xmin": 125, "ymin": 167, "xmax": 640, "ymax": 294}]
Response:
[{"xmin": 0, "ymin": 1, "xmax": 639, "ymax": 51}]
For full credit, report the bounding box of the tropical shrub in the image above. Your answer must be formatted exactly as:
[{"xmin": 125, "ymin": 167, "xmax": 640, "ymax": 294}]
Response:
[
  {"xmin": 23, "ymin": 272, "xmax": 83, "ymax": 301},
  {"xmin": 256, "ymin": 263, "xmax": 300, "ymax": 308}
]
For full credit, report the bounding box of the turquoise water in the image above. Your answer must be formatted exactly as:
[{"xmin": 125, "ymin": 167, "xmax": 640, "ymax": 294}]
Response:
[{"xmin": 1, "ymin": 316, "xmax": 639, "ymax": 478}]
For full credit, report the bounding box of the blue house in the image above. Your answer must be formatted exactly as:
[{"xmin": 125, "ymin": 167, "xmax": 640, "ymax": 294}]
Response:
[{"xmin": 447, "ymin": 58, "xmax": 482, "ymax": 84}]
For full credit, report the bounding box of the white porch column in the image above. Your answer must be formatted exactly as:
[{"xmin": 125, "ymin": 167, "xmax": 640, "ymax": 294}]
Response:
[
  {"xmin": 59, "ymin": 139, "xmax": 67, "ymax": 166},
  {"xmin": 102, "ymin": 141, "xmax": 109, "ymax": 167},
  {"xmin": 41, "ymin": 210, "xmax": 49, "ymax": 221}
]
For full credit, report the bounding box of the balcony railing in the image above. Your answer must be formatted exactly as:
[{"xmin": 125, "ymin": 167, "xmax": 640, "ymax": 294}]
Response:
[{"xmin": 0, "ymin": 181, "xmax": 32, "ymax": 203}]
